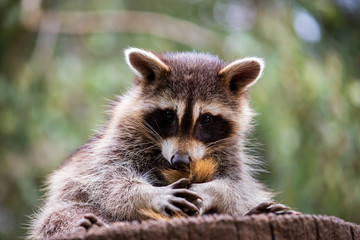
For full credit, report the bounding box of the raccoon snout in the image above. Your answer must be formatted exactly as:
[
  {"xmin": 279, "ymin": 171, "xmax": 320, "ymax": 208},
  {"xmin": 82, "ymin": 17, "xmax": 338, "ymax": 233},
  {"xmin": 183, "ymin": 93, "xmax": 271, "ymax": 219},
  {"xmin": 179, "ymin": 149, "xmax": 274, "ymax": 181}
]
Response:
[{"xmin": 171, "ymin": 152, "xmax": 191, "ymax": 170}]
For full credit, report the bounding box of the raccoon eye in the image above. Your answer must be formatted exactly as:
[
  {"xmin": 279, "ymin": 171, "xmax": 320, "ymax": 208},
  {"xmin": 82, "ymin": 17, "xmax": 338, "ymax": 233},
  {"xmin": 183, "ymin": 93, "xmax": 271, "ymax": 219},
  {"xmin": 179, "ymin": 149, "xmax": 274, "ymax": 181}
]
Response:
[
  {"xmin": 200, "ymin": 114, "xmax": 212, "ymax": 125},
  {"xmin": 164, "ymin": 110, "xmax": 176, "ymax": 122}
]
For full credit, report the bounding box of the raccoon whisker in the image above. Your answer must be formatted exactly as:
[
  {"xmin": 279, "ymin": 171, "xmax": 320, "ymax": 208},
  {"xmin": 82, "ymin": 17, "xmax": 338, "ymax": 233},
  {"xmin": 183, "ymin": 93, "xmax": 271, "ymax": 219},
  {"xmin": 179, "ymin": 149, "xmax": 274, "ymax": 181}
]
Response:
[
  {"xmin": 110, "ymin": 143, "xmax": 156, "ymax": 163},
  {"xmin": 154, "ymin": 155, "xmax": 166, "ymax": 165},
  {"xmin": 124, "ymin": 121, "xmax": 163, "ymax": 144},
  {"xmin": 206, "ymin": 138, "xmax": 236, "ymax": 152},
  {"xmin": 214, "ymin": 146, "xmax": 240, "ymax": 159},
  {"xmin": 128, "ymin": 124, "xmax": 157, "ymax": 141},
  {"xmin": 206, "ymin": 138, "xmax": 230, "ymax": 148},
  {"xmin": 134, "ymin": 145, "xmax": 158, "ymax": 156},
  {"xmin": 150, "ymin": 120, "xmax": 166, "ymax": 141},
  {"xmin": 125, "ymin": 145, "xmax": 158, "ymax": 162},
  {"xmin": 212, "ymin": 151, "xmax": 232, "ymax": 160},
  {"xmin": 124, "ymin": 119, "xmax": 164, "ymax": 149},
  {"xmin": 129, "ymin": 147, "xmax": 162, "ymax": 167},
  {"xmin": 141, "ymin": 121, "xmax": 164, "ymax": 143}
]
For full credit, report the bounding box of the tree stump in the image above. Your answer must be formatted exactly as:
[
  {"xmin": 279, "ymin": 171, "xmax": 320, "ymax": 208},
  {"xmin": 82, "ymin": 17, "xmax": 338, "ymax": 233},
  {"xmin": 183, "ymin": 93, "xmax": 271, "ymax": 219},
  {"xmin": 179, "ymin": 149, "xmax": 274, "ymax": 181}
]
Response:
[{"xmin": 57, "ymin": 214, "xmax": 360, "ymax": 240}]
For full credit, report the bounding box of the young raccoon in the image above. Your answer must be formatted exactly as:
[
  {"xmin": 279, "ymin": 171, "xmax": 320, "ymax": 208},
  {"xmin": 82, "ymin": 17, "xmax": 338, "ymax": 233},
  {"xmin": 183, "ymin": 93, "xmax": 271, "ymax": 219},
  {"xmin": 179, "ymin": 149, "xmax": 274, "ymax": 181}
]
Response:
[{"xmin": 29, "ymin": 48, "xmax": 282, "ymax": 238}]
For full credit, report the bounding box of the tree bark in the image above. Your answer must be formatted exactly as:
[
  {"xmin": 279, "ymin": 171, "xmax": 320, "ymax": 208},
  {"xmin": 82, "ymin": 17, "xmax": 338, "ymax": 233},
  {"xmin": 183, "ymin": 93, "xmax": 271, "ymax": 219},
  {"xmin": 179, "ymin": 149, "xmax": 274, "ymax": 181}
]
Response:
[{"xmin": 56, "ymin": 214, "xmax": 360, "ymax": 240}]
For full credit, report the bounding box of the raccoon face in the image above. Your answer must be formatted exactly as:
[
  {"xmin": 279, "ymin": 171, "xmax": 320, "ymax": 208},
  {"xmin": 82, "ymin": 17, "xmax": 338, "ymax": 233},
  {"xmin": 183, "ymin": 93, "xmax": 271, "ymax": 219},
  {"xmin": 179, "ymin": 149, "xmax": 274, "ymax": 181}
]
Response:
[{"xmin": 125, "ymin": 48, "xmax": 264, "ymax": 169}]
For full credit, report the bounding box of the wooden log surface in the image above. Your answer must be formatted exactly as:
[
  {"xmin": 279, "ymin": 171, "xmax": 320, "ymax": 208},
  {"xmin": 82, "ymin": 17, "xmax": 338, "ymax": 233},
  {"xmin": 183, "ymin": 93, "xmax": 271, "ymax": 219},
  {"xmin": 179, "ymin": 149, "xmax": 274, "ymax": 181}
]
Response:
[{"xmin": 57, "ymin": 214, "xmax": 360, "ymax": 240}]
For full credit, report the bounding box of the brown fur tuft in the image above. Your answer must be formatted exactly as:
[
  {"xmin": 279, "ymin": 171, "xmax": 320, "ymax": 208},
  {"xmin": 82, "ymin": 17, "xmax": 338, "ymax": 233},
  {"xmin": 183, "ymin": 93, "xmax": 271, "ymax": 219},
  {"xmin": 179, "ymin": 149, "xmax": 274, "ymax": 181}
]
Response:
[
  {"xmin": 161, "ymin": 157, "xmax": 218, "ymax": 184},
  {"xmin": 138, "ymin": 209, "xmax": 171, "ymax": 220}
]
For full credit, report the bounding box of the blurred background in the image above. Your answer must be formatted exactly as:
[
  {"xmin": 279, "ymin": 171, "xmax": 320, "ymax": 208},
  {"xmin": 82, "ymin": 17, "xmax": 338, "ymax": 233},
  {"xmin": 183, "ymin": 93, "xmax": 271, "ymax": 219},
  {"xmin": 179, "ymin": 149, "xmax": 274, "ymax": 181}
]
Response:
[{"xmin": 1, "ymin": 0, "xmax": 359, "ymax": 238}]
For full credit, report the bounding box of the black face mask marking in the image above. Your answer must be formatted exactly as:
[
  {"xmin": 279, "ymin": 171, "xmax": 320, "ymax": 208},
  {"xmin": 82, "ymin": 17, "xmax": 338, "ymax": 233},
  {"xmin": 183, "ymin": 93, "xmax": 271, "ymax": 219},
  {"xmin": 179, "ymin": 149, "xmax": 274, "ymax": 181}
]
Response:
[
  {"xmin": 195, "ymin": 114, "xmax": 232, "ymax": 144},
  {"xmin": 143, "ymin": 100, "xmax": 232, "ymax": 145},
  {"xmin": 143, "ymin": 109, "xmax": 178, "ymax": 139}
]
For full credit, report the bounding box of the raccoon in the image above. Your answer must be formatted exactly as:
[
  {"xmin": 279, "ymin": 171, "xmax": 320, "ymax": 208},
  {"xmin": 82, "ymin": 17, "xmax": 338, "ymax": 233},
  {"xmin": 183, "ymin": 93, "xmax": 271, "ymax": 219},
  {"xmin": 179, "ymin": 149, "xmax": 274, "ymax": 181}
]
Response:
[{"xmin": 29, "ymin": 48, "xmax": 284, "ymax": 239}]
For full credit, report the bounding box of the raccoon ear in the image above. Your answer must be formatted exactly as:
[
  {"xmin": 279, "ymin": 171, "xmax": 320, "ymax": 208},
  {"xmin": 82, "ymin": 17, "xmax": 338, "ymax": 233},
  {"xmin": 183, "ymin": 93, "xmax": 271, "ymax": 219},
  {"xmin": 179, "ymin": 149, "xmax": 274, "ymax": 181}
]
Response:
[
  {"xmin": 218, "ymin": 57, "xmax": 264, "ymax": 94},
  {"xmin": 125, "ymin": 48, "xmax": 170, "ymax": 82}
]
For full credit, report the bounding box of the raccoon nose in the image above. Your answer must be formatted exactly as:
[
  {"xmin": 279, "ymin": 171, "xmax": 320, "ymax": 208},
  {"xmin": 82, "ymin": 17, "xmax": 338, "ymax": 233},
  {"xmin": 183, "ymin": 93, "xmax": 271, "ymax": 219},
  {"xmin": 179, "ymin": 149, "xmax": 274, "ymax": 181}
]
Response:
[{"xmin": 171, "ymin": 152, "xmax": 191, "ymax": 170}]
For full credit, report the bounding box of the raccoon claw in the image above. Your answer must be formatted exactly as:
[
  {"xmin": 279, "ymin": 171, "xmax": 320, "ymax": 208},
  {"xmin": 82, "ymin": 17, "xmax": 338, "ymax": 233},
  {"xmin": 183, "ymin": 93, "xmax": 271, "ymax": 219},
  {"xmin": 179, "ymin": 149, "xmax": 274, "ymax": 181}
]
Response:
[
  {"xmin": 170, "ymin": 178, "xmax": 189, "ymax": 189},
  {"xmin": 267, "ymin": 203, "xmax": 290, "ymax": 213},
  {"xmin": 163, "ymin": 191, "xmax": 201, "ymax": 217},
  {"xmin": 169, "ymin": 178, "xmax": 202, "ymax": 215},
  {"xmin": 75, "ymin": 213, "xmax": 109, "ymax": 233},
  {"xmin": 245, "ymin": 202, "xmax": 299, "ymax": 216},
  {"xmin": 173, "ymin": 188, "xmax": 203, "ymax": 201},
  {"xmin": 153, "ymin": 178, "xmax": 201, "ymax": 217},
  {"xmin": 170, "ymin": 197, "xmax": 199, "ymax": 214}
]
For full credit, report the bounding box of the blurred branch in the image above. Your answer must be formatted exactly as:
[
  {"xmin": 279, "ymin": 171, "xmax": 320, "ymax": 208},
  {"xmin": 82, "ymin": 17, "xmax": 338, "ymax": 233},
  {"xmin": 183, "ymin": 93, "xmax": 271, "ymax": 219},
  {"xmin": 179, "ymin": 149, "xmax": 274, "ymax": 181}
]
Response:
[
  {"xmin": 20, "ymin": 0, "xmax": 43, "ymax": 30},
  {"xmin": 21, "ymin": 0, "xmax": 60, "ymax": 75},
  {"xmin": 20, "ymin": 0, "xmax": 223, "ymax": 49},
  {"xmin": 30, "ymin": 14, "xmax": 60, "ymax": 74}
]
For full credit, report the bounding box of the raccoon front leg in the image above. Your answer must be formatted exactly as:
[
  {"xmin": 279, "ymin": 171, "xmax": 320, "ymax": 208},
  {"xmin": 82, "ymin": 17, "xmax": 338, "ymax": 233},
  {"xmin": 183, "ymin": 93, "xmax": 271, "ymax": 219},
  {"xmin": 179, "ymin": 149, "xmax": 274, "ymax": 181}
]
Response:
[
  {"xmin": 30, "ymin": 203, "xmax": 110, "ymax": 239},
  {"xmin": 189, "ymin": 178, "xmax": 271, "ymax": 215},
  {"xmin": 189, "ymin": 179, "xmax": 236, "ymax": 215},
  {"xmin": 142, "ymin": 178, "xmax": 201, "ymax": 218}
]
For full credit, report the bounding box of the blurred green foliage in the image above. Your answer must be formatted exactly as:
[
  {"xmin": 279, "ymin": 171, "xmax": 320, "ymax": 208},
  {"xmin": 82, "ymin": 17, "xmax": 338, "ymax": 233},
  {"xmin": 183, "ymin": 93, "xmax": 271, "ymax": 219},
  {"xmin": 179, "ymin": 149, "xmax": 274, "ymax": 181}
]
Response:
[{"xmin": 0, "ymin": 0, "xmax": 359, "ymax": 239}]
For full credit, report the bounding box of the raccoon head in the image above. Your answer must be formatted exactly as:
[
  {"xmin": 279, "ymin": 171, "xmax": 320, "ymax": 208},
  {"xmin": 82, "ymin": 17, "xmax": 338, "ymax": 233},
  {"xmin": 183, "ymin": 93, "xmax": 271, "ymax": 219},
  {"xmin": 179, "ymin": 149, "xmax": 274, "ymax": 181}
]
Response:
[{"xmin": 125, "ymin": 48, "xmax": 264, "ymax": 170}]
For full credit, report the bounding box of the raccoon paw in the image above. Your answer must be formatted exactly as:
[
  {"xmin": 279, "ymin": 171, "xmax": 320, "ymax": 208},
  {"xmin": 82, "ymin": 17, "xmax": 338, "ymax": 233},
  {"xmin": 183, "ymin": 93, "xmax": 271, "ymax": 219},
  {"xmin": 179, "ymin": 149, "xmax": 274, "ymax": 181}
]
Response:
[
  {"xmin": 154, "ymin": 178, "xmax": 202, "ymax": 217},
  {"xmin": 74, "ymin": 213, "xmax": 109, "ymax": 234},
  {"xmin": 245, "ymin": 202, "xmax": 300, "ymax": 216}
]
